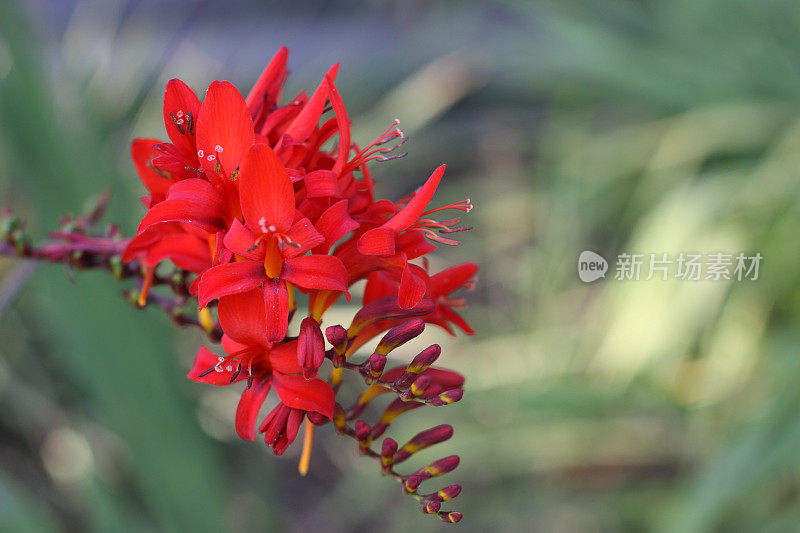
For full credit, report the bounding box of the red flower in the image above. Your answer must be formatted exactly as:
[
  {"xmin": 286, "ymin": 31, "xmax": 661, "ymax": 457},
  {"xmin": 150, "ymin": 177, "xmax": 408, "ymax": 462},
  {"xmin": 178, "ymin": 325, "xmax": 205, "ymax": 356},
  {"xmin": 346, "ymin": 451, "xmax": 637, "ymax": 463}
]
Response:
[
  {"xmin": 187, "ymin": 289, "xmax": 334, "ymax": 450},
  {"xmin": 196, "ymin": 143, "xmax": 348, "ymax": 342}
]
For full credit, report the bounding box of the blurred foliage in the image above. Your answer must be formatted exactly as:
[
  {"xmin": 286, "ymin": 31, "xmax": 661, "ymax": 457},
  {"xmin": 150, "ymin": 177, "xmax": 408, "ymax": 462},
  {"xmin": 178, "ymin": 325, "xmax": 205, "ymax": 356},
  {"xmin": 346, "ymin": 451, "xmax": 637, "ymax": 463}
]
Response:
[{"xmin": 2, "ymin": 0, "xmax": 800, "ymax": 531}]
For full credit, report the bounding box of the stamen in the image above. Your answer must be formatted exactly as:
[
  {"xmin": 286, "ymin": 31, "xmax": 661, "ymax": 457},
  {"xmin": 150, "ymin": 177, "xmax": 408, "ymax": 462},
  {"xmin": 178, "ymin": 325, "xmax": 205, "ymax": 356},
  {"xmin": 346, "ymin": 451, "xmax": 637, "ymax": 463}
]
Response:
[
  {"xmin": 137, "ymin": 265, "xmax": 155, "ymax": 307},
  {"xmin": 298, "ymin": 417, "xmax": 315, "ymax": 476}
]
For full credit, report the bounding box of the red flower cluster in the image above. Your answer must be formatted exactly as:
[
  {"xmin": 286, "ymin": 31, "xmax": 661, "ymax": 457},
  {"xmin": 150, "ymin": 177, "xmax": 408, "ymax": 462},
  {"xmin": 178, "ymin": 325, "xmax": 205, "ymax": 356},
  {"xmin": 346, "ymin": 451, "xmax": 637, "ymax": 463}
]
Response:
[{"xmin": 122, "ymin": 47, "xmax": 476, "ymax": 467}]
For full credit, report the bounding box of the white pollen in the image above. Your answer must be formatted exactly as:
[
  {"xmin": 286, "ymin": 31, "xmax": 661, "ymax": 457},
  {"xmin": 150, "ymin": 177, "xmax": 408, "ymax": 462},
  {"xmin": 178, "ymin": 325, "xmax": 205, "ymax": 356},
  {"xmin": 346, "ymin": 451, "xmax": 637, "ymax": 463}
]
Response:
[
  {"xmin": 226, "ymin": 365, "xmax": 233, "ymax": 372},
  {"xmin": 197, "ymin": 149, "xmax": 204, "ymax": 157},
  {"xmin": 268, "ymin": 224, "xmax": 276, "ymax": 232},
  {"xmin": 207, "ymin": 154, "xmax": 216, "ymax": 161},
  {"xmin": 176, "ymin": 110, "xmax": 184, "ymax": 118},
  {"xmin": 218, "ymin": 357, "xmax": 224, "ymax": 362},
  {"xmin": 214, "ymin": 145, "xmax": 223, "ymax": 153},
  {"xmin": 176, "ymin": 119, "xmax": 184, "ymax": 125},
  {"xmin": 258, "ymin": 217, "xmax": 268, "ymax": 233}
]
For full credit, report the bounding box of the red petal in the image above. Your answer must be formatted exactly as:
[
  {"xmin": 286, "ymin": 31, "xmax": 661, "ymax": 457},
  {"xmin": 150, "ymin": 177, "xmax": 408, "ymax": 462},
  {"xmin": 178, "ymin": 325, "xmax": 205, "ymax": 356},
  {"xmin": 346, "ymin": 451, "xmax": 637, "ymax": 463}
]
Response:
[
  {"xmin": 131, "ymin": 138, "xmax": 175, "ymax": 204},
  {"xmin": 196, "ymin": 81, "xmax": 254, "ymax": 181},
  {"xmin": 385, "ymin": 165, "xmax": 446, "ymax": 233},
  {"xmin": 162, "ymin": 79, "xmax": 201, "ymax": 161},
  {"xmin": 304, "ymin": 170, "xmax": 341, "ymax": 198},
  {"xmin": 398, "ymin": 262, "xmax": 428, "ymax": 309},
  {"xmin": 197, "ymin": 261, "xmax": 264, "ymax": 307},
  {"xmin": 218, "ymin": 289, "xmax": 271, "ymax": 348},
  {"xmin": 137, "ymin": 179, "xmax": 226, "ymax": 234},
  {"xmin": 187, "ymin": 346, "xmax": 244, "ymax": 385},
  {"xmin": 283, "ymin": 63, "xmax": 339, "ymax": 145},
  {"xmin": 142, "ymin": 233, "xmax": 212, "ymax": 274},
  {"xmin": 263, "ymin": 278, "xmax": 289, "ymax": 343},
  {"xmin": 235, "ymin": 378, "xmax": 271, "ymax": 441},
  {"xmin": 223, "ymin": 218, "xmax": 262, "ymax": 260},
  {"xmin": 357, "ymin": 226, "xmax": 396, "ymax": 256},
  {"xmin": 327, "ymin": 75, "xmax": 351, "ymax": 176},
  {"xmin": 283, "ymin": 218, "xmax": 324, "ymax": 259},
  {"xmin": 396, "ymin": 230, "xmax": 437, "ymax": 260},
  {"xmin": 364, "ymin": 271, "xmax": 399, "ymax": 306},
  {"xmin": 239, "ymin": 143, "xmax": 294, "ymax": 233},
  {"xmin": 431, "ymin": 262, "xmax": 479, "ymax": 296},
  {"xmin": 313, "ymin": 200, "xmax": 359, "ymax": 254},
  {"xmin": 268, "ymin": 340, "xmax": 303, "ymax": 374},
  {"xmin": 438, "ymin": 305, "xmax": 474, "ymax": 335},
  {"xmin": 246, "ymin": 46, "xmax": 289, "ymax": 120},
  {"xmin": 282, "ymin": 255, "xmax": 348, "ymax": 292},
  {"xmin": 272, "ymin": 373, "xmax": 334, "ymax": 418}
]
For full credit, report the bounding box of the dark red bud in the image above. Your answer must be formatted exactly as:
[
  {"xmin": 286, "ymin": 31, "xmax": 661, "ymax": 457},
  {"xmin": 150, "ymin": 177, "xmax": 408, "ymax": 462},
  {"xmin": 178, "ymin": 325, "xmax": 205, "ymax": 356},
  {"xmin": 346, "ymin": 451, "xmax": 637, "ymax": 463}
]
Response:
[
  {"xmin": 438, "ymin": 511, "xmax": 462, "ymax": 523},
  {"xmin": 407, "ymin": 344, "xmax": 441, "ymax": 374},
  {"xmin": 400, "ymin": 374, "xmax": 431, "ymax": 400},
  {"xmin": 325, "ymin": 324, "xmax": 347, "ymax": 347},
  {"xmin": 348, "ymin": 296, "xmax": 434, "ymax": 337},
  {"xmin": 394, "ymin": 424, "xmax": 454, "ymax": 463},
  {"xmin": 376, "ymin": 319, "xmax": 425, "ymax": 355},
  {"xmin": 381, "ymin": 438, "xmax": 398, "ymax": 472},
  {"xmin": 425, "ymin": 388, "xmax": 464, "ymax": 406},
  {"xmin": 298, "ymin": 317, "xmax": 325, "ymax": 379},
  {"xmin": 355, "ymin": 420, "xmax": 373, "ymax": 454},
  {"xmin": 422, "ymin": 500, "xmax": 441, "ymax": 514},
  {"xmin": 362, "ymin": 353, "xmax": 387, "ymax": 383}
]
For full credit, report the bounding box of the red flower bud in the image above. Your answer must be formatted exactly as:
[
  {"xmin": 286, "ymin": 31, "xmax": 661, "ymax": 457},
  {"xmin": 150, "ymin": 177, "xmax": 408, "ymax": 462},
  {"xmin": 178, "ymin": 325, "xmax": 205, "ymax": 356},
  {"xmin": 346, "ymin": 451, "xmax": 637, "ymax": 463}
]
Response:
[
  {"xmin": 347, "ymin": 296, "xmax": 434, "ymax": 338},
  {"xmin": 381, "ymin": 438, "xmax": 398, "ymax": 472},
  {"xmin": 407, "ymin": 344, "xmax": 441, "ymax": 374},
  {"xmin": 361, "ymin": 353, "xmax": 387, "ymax": 383},
  {"xmin": 438, "ymin": 511, "xmax": 462, "ymax": 523},
  {"xmin": 325, "ymin": 324, "xmax": 347, "ymax": 348},
  {"xmin": 375, "ymin": 318, "xmax": 425, "ymax": 355},
  {"xmin": 394, "ymin": 424, "xmax": 453, "ymax": 463},
  {"xmin": 298, "ymin": 317, "xmax": 325, "ymax": 379},
  {"xmin": 260, "ymin": 403, "xmax": 304, "ymax": 455}
]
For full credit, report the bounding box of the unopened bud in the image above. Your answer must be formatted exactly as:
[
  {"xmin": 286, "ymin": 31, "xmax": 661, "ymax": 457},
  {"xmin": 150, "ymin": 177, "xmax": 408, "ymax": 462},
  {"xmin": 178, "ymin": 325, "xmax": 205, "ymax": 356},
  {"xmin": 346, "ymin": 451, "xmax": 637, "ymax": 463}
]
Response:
[
  {"xmin": 400, "ymin": 374, "xmax": 431, "ymax": 401},
  {"xmin": 348, "ymin": 296, "xmax": 434, "ymax": 338},
  {"xmin": 407, "ymin": 345, "xmax": 441, "ymax": 374},
  {"xmin": 425, "ymin": 388, "xmax": 464, "ymax": 406},
  {"xmin": 361, "ymin": 353, "xmax": 387, "ymax": 384},
  {"xmin": 354, "ymin": 420, "xmax": 372, "ymax": 454},
  {"xmin": 423, "ymin": 455, "xmax": 460, "ymax": 477},
  {"xmin": 403, "ymin": 474, "xmax": 423, "ymax": 494},
  {"xmin": 438, "ymin": 511, "xmax": 462, "ymax": 523},
  {"xmin": 381, "ymin": 438, "xmax": 397, "ymax": 473},
  {"xmin": 375, "ymin": 319, "xmax": 425, "ymax": 355},
  {"xmin": 436, "ymin": 484, "xmax": 462, "ymax": 502},
  {"xmin": 394, "ymin": 424, "xmax": 453, "ymax": 463},
  {"xmin": 298, "ymin": 317, "xmax": 325, "ymax": 379},
  {"xmin": 422, "ymin": 500, "xmax": 441, "ymax": 514}
]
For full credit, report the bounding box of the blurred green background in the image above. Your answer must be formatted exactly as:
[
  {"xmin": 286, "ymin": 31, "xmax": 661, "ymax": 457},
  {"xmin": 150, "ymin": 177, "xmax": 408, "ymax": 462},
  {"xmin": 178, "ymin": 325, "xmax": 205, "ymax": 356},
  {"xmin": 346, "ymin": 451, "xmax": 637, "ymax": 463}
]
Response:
[{"xmin": 3, "ymin": 0, "xmax": 800, "ymax": 531}]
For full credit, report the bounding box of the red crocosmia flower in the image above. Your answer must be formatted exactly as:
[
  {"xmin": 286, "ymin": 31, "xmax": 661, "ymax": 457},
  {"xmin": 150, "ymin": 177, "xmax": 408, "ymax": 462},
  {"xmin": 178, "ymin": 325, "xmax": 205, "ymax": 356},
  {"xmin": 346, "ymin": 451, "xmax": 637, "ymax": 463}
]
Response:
[
  {"xmin": 187, "ymin": 289, "xmax": 334, "ymax": 447},
  {"xmin": 197, "ymin": 144, "xmax": 348, "ymax": 341},
  {"xmin": 364, "ymin": 262, "xmax": 478, "ymax": 335}
]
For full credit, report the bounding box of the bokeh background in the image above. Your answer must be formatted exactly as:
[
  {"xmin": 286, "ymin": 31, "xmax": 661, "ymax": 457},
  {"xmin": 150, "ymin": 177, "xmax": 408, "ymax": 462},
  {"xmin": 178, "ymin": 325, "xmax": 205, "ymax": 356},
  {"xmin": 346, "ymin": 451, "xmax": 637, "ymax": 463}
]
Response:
[{"xmin": 2, "ymin": 0, "xmax": 800, "ymax": 531}]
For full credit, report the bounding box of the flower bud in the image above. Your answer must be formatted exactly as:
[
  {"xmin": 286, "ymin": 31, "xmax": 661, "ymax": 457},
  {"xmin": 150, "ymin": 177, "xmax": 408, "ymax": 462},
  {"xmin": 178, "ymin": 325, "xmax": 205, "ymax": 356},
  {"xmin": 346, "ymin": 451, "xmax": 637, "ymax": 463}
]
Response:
[
  {"xmin": 394, "ymin": 424, "xmax": 453, "ymax": 463},
  {"xmin": 260, "ymin": 403, "xmax": 304, "ymax": 455},
  {"xmin": 325, "ymin": 324, "xmax": 347, "ymax": 348},
  {"xmin": 425, "ymin": 388, "xmax": 464, "ymax": 406},
  {"xmin": 354, "ymin": 420, "xmax": 372, "ymax": 454},
  {"xmin": 436, "ymin": 484, "xmax": 462, "ymax": 502},
  {"xmin": 438, "ymin": 511, "xmax": 462, "ymax": 523},
  {"xmin": 422, "ymin": 500, "xmax": 441, "ymax": 514},
  {"xmin": 423, "ymin": 455, "xmax": 460, "ymax": 477},
  {"xmin": 400, "ymin": 374, "xmax": 431, "ymax": 401},
  {"xmin": 375, "ymin": 319, "xmax": 425, "ymax": 355},
  {"xmin": 407, "ymin": 344, "xmax": 441, "ymax": 374},
  {"xmin": 298, "ymin": 317, "xmax": 325, "ymax": 379},
  {"xmin": 361, "ymin": 353, "xmax": 387, "ymax": 384},
  {"xmin": 381, "ymin": 438, "xmax": 398, "ymax": 473},
  {"xmin": 348, "ymin": 296, "xmax": 434, "ymax": 338}
]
